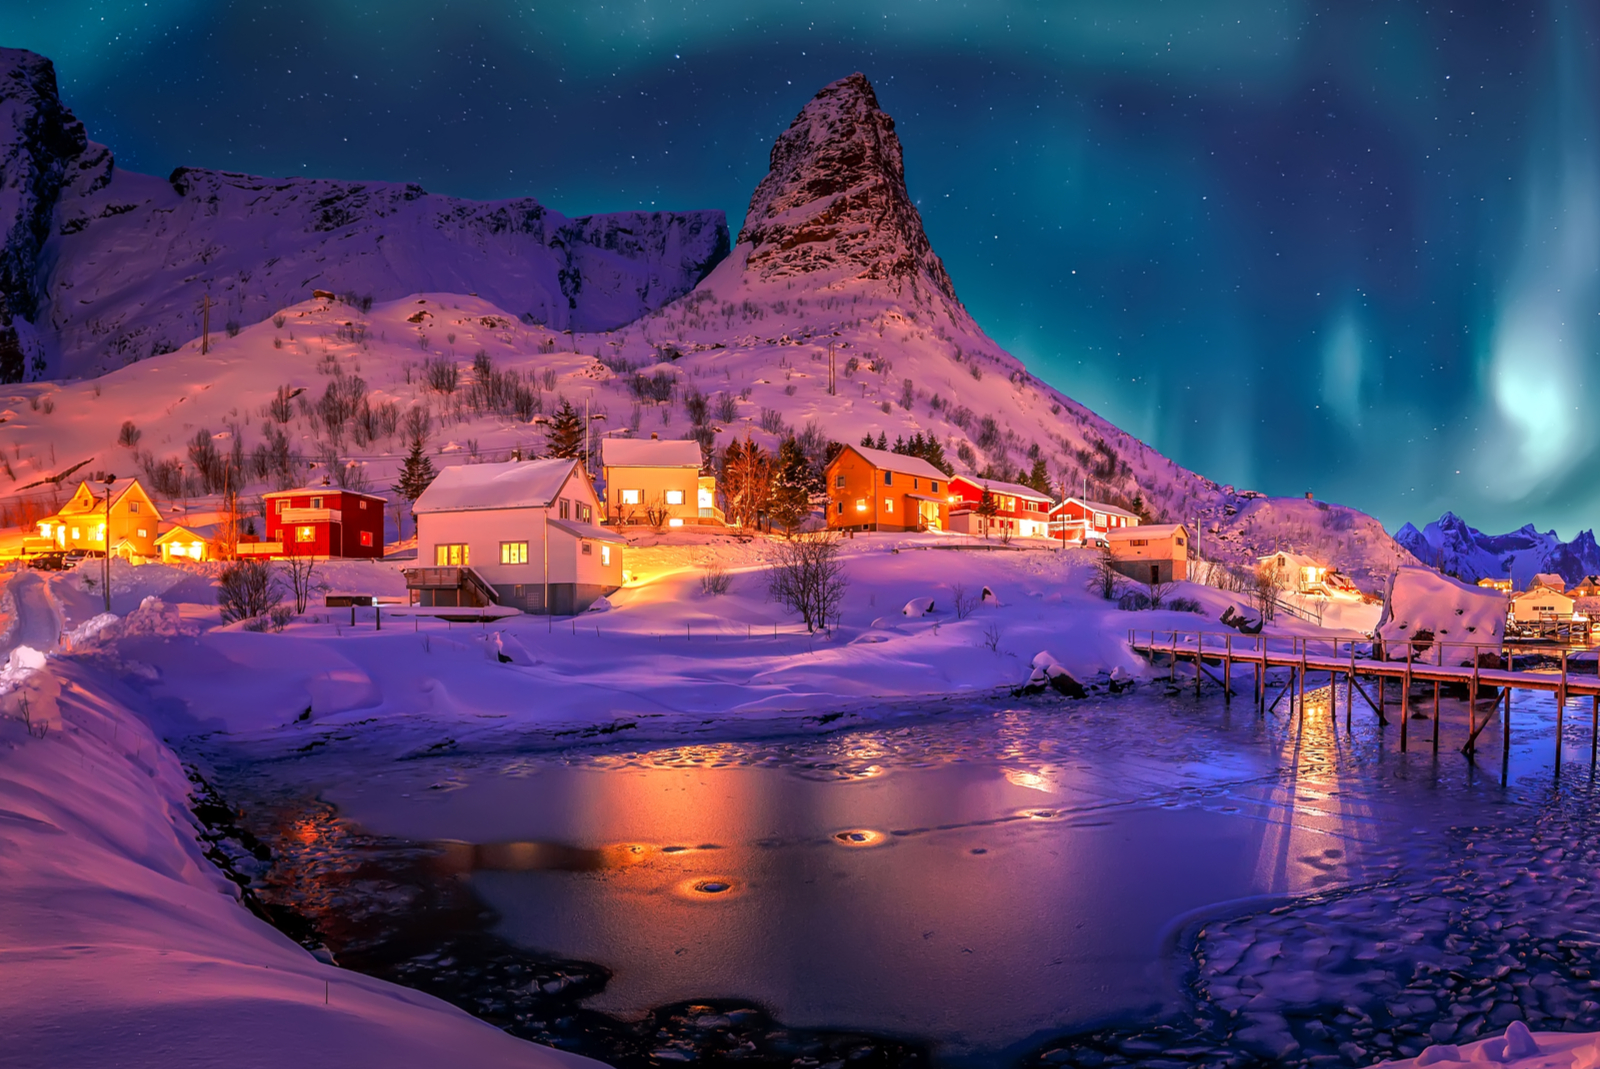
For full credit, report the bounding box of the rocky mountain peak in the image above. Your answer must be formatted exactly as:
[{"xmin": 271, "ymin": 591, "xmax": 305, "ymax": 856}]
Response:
[{"xmin": 736, "ymin": 73, "xmax": 959, "ymax": 305}]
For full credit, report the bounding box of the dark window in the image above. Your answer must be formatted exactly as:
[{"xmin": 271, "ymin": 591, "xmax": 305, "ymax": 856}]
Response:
[
  {"xmin": 835, "ymin": 474, "xmax": 845, "ymax": 488},
  {"xmin": 559, "ymin": 499, "xmax": 571, "ymax": 519},
  {"xmin": 884, "ymin": 471, "xmax": 893, "ymax": 486}
]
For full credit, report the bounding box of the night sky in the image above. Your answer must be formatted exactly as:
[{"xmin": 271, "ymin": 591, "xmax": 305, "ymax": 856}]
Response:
[{"xmin": 8, "ymin": 2, "xmax": 1600, "ymax": 537}]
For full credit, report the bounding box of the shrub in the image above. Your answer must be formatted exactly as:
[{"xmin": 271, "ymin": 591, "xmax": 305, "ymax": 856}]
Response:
[
  {"xmin": 701, "ymin": 563, "xmax": 732, "ymax": 596},
  {"xmin": 272, "ymin": 314, "xmax": 287, "ymax": 329},
  {"xmin": 759, "ymin": 408, "xmax": 785, "ymax": 434},
  {"xmin": 714, "ymin": 392, "xmax": 738, "ymax": 423},
  {"xmin": 899, "ymin": 378, "xmax": 914, "ymax": 410},
  {"xmin": 117, "ymin": 420, "xmax": 141, "ymax": 448},
  {"xmin": 225, "ymin": 320, "xmax": 241, "ymax": 338},
  {"xmin": 218, "ymin": 560, "xmax": 282, "ymax": 624}
]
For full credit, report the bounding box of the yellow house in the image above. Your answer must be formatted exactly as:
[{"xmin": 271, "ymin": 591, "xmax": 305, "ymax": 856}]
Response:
[
  {"xmin": 600, "ymin": 436, "xmax": 720, "ymax": 526},
  {"xmin": 1257, "ymin": 551, "xmax": 1328, "ymax": 593},
  {"xmin": 824, "ymin": 444, "xmax": 949, "ymax": 533},
  {"xmin": 155, "ymin": 523, "xmax": 221, "ymax": 563},
  {"xmin": 36, "ymin": 479, "xmax": 161, "ymax": 559},
  {"xmin": 1107, "ymin": 523, "xmax": 1190, "ymax": 584}
]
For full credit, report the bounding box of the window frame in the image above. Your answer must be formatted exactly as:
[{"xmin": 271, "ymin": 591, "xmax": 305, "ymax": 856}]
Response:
[{"xmin": 500, "ymin": 541, "xmax": 529, "ymax": 565}]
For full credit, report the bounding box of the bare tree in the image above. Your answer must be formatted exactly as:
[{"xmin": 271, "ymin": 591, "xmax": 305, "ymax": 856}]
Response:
[
  {"xmin": 768, "ymin": 532, "xmax": 848, "ymax": 633},
  {"xmin": 1254, "ymin": 564, "xmax": 1287, "ymax": 622},
  {"xmin": 1087, "ymin": 546, "xmax": 1121, "ymax": 600},
  {"xmin": 700, "ymin": 562, "xmax": 732, "ymax": 596},
  {"xmin": 1147, "ymin": 578, "xmax": 1176, "ymax": 611},
  {"xmin": 281, "ymin": 556, "xmax": 318, "ymax": 613},
  {"xmin": 218, "ymin": 560, "xmax": 282, "ymax": 623}
]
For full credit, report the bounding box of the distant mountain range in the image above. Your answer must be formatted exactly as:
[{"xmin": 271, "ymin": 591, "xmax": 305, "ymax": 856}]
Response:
[{"xmin": 1395, "ymin": 512, "xmax": 1600, "ymax": 587}]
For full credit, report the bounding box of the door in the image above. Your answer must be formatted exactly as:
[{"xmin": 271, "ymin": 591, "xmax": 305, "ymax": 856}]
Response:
[{"xmin": 1150, "ymin": 564, "xmax": 1161, "ymax": 584}]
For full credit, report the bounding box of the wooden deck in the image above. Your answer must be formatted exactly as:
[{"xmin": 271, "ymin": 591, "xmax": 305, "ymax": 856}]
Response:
[{"xmin": 1128, "ymin": 628, "xmax": 1600, "ymax": 776}]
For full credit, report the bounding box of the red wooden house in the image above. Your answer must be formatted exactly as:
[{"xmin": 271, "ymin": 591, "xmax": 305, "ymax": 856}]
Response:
[
  {"xmin": 1047, "ymin": 496, "xmax": 1140, "ymax": 544},
  {"xmin": 946, "ymin": 475, "xmax": 1054, "ymax": 538},
  {"xmin": 243, "ymin": 486, "xmax": 387, "ymax": 559}
]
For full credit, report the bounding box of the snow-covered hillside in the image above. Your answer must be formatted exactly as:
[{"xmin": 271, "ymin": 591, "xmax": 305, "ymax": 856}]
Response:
[
  {"xmin": 0, "ymin": 48, "xmax": 728, "ymax": 382},
  {"xmin": 0, "ymin": 66, "xmax": 1413, "ymax": 588},
  {"xmin": 1395, "ymin": 512, "xmax": 1600, "ymax": 587}
]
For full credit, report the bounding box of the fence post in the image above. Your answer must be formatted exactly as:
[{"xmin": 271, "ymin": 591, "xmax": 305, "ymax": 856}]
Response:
[
  {"xmin": 1557, "ymin": 649, "xmax": 1569, "ymax": 773},
  {"xmin": 1195, "ymin": 631, "xmax": 1203, "ymax": 697},
  {"xmin": 1224, "ymin": 634, "xmax": 1233, "ymax": 704}
]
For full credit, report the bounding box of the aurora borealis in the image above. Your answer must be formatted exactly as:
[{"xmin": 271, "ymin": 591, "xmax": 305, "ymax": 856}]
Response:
[{"xmin": 7, "ymin": 1, "xmax": 1600, "ymax": 535}]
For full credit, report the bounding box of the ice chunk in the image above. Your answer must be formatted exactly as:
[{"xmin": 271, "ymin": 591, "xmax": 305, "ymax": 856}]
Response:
[
  {"xmin": 1415, "ymin": 1044, "xmax": 1461, "ymax": 1065},
  {"xmin": 1502, "ymin": 1022, "xmax": 1539, "ymax": 1058}
]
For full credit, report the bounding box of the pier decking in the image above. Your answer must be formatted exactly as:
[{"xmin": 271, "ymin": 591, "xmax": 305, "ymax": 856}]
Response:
[{"xmin": 1128, "ymin": 629, "xmax": 1599, "ymax": 778}]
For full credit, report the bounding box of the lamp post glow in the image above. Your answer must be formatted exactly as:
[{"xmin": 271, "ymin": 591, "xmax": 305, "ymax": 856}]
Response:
[{"xmin": 100, "ymin": 474, "xmax": 117, "ymax": 613}]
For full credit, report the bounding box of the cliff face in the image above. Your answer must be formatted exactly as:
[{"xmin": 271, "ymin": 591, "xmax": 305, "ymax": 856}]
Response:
[
  {"xmin": 0, "ymin": 48, "xmax": 728, "ymax": 381},
  {"xmin": 736, "ymin": 73, "xmax": 959, "ymax": 308},
  {"xmin": 0, "ymin": 49, "xmax": 91, "ymax": 381},
  {"xmin": 43, "ymin": 166, "xmax": 728, "ymax": 378}
]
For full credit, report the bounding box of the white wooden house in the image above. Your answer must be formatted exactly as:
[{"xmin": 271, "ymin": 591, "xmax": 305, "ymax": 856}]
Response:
[{"xmin": 407, "ymin": 458, "xmax": 624, "ymax": 615}]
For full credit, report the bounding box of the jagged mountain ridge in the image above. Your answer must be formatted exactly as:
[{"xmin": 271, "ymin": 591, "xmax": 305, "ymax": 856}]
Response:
[
  {"xmin": 0, "ymin": 48, "xmax": 729, "ymax": 383},
  {"xmin": 1395, "ymin": 512, "xmax": 1600, "ymax": 587},
  {"xmin": 0, "ymin": 67, "xmax": 1415, "ymax": 589}
]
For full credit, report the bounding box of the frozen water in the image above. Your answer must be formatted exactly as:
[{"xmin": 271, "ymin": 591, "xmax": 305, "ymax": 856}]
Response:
[{"xmin": 216, "ymin": 679, "xmax": 1600, "ymax": 1066}]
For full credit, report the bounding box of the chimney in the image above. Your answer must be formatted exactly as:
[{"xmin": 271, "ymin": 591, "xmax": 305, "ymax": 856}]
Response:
[
  {"xmin": 1305, "ymin": 490, "xmax": 1313, "ymax": 500},
  {"xmin": 651, "ymin": 432, "xmax": 659, "ymax": 440}
]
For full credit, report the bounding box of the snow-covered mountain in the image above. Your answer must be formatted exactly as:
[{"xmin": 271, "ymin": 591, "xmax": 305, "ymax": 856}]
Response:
[
  {"xmin": 0, "ymin": 65, "xmax": 1414, "ymax": 589},
  {"xmin": 1395, "ymin": 512, "xmax": 1600, "ymax": 587},
  {"xmin": 0, "ymin": 48, "xmax": 728, "ymax": 382}
]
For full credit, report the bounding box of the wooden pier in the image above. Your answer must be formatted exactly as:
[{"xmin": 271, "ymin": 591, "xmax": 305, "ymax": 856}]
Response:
[{"xmin": 1128, "ymin": 628, "xmax": 1600, "ymax": 777}]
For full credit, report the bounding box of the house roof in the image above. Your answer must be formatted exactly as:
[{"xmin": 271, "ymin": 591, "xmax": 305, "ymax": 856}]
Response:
[
  {"xmin": 837, "ymin": 444, "xmax": 947, "ymax": 481},
  {"xmin": 1049, "ymin": 496, "xmax": 1139, "ymax": 520},
  {"xmin": 949, "ymin": 474, "xmax": 1052, "ymax": 502},
  {"xmin": 600, "ymin": 437, "xmax": 702, "ymax": 469},
  {"xmin": 1259, "ymin": 551, "xmax": 1324, "ymax": 569},
  {"xmin": 264, "ymin": 485, "xmax": 386, "ymax": 501},
  {"xmin": 414, "ymin": 458, "xmax": 580, "ymax": 513},
  {"xmin": 155, "ymin": 523, "xmax": 221, "ymax": 544},
  {"xmin": 47, "ymin": 478, "xmax": 156, "ymax": 519},
  {"xmin": 1513, "ymin": 586, "xmax": 1573, "ymax": 602},
  {"xmin": 1107, "ymin": 523, "xmax": 1188, "ymax": 540},
  {"xmin": 548, "ymin": 518, "xmax": 628, "ymax": 545}
]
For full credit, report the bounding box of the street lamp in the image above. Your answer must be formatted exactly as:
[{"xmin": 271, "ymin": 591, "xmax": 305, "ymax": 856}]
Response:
[{"xmin": 100, "ymin": 474, "xmax": 116, "ymax": 613}]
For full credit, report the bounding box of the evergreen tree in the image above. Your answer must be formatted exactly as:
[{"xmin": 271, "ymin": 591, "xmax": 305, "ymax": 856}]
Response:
[
  {"xmin": 545, "ymin": 398, "xmax": 585, "ymax": 462},
  {"xmin": 721, "ymin": 434, "xmax": 774, "ymax": 529},
  {"xmin": 923, "ymin": 435, "xmax": 953, "ymax": 476},
  {"xmin": 1026, "ymin": 457, "xmax": 1052, "ymax": 497},
  {"xmin": 769, "ymin": 437, "xmax": 815, "ymax": 535},
  {"xmin": 974, "ymin": 486, "xmax": 1000, "ymax": 538},
  {"xmin": 861, "ymin": 432, "xmax": 875, "ymax": 448},
  {"xmin": 391, "ymin": 435, "xmax": 438, "ymax": 539},
  {"xmin": 875, "ymin": 431, "xmax": 888, "ymax": 450}
]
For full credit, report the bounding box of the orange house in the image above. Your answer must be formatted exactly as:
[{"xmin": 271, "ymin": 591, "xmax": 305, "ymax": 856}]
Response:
[
  {"xmin": 36, "ymin": 478, "xmax": 161, "ymax": 559},
  {"xmin": 824, "ymin": 444, "xmax": 949, "ymax": 532}
]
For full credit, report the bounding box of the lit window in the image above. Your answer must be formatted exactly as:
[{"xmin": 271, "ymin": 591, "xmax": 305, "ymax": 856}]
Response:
[
  {"xmin": 190, "ymin": 542, "xmax": 203, "ymax": 557},
  {"xmin": 70, "ymin": 527, "xmax": 80, "ymax": 540},
  {"xmin": 39, "ymin": 523, "xmax": 49, "ymax": 536},
  {"xmin": 855, "ymin": 499, "xmax": 866, "ymax": 512},
  {"xmin": 621, "ymin": 489, "xmax": 641, "ymax": 505},
  {"xmin": 582, "ymin": 542, "xmax": 593, "ymax": 555},
  {"xmin": 601, "ymin": 545, "xmax": 611, "ymax": 566},
  {"xmin": 885, "ymin": 499, "xmax": 894, "ymax": 513},
  {"xmin": 501, "ymin": 541, "xmax": 528, "ymax": 565},
  {"xmin": 579, "ymin": 503, "xmax": 592, "ymax": 523},
  {"xmin": 664, "ymin": 489, "xmax": 685, "ymax": 506},
  {"xmin": 137, "ymin": 528, "xmax": 147, "ymax": 538},
  {"xmin": 435, "ymin": 543, "xmax": 469, "ymax": 566},
  {"xmin": 359, "ymin": 531, "xmax": 373, "ymax": 547},
  {"xmin": 296, "ymin": 526, "xmax": 316, "ymax": 542},
  {"xmin": 359, "ymin": 500, "xmax": 368, "ymax": 509},
  {"xmin": 668, "ymin": 517, "xmax": 684, "ymax": 527}
]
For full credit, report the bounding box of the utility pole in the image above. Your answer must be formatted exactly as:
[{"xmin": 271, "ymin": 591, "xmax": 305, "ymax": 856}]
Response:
[
  {"xmin": 828, "ymin": 342, "xmax": 835, "ymax": 395},
  {"xmin": 200, "ymin": 294, "xmax": 213, "ymax": 355},
  {"xmin": 100, "ymin": 474, "xmax": 116, "ymax": 613}
]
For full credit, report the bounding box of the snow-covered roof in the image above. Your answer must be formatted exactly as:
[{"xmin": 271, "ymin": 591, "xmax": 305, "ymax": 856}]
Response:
[
  {"xmin": 1107, "ymin": 523, "xmax": 1188, "ymax": 540},
  {"xmin": 155, "ymin": 523, "xmax": 221, "ymax": 543},
  {"xmin": 600, "ymin": 437, "xmax": 702, "ymax": 469},
  {"xmin": 549, "ymin": 518, "xmax": 627, "ymax": 545},
  {"xmin": 840, "ymin": 444, "xmax": 947, "ymax": 481},
  {"xmin": 1050, "ymin": 497, "xmax": 1139, "ymax": 520},
  {"xmin": 413, "ymin": 458, "xmax": 580, "ymax": 514},
  {"xmin": 1260, "ymin": 551, "xmax": 1325, "ymax": 569},
  {"xmin": 1513, "ymin": 586, "xmax": 1572, "ymax": 604},
  {"xmin": 950, "ymin": 474, "xmax": 1052, "ymax": 502}
]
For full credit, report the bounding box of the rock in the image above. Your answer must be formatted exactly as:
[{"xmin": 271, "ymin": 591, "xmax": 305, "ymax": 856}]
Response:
[
  {"xmin": 902, "ymin": 597, "xmax": 934, "ymax": 617},
  {"xmin": 1503, "ymin": 1021, "xmax": 1539, "ymax": 1058}
]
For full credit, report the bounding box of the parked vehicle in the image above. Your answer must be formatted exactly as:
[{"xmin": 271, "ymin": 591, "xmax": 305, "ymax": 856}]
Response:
[{"xmin": 29, "ymin": 552, "xmax": 66, "ymax": 571}]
